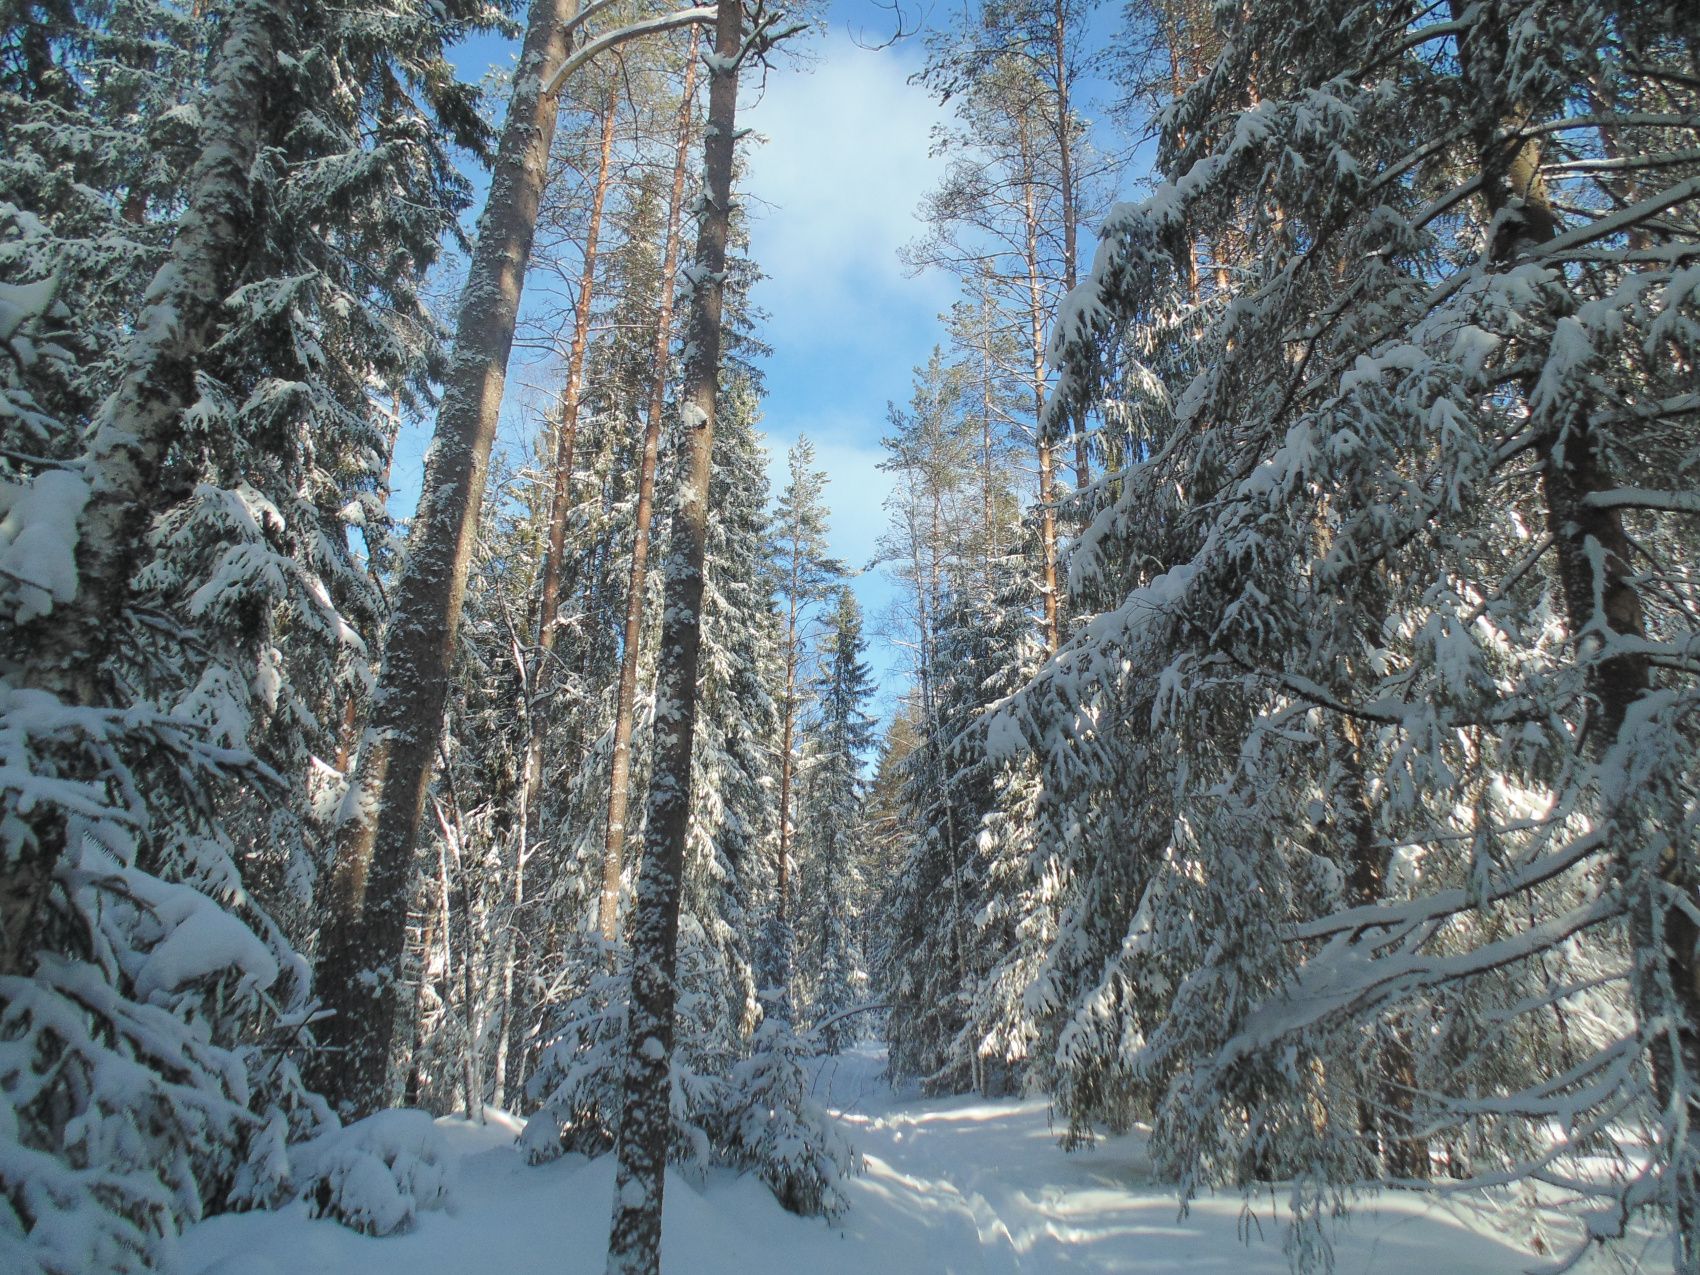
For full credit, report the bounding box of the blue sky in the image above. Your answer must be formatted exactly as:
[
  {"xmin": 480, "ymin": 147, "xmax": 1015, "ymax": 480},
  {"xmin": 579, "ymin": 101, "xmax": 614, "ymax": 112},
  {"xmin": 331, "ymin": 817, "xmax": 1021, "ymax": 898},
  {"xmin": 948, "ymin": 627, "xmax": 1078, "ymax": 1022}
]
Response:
[
  {"xmin": 742, "ymin": 17, "xmax": 955, "ymax": 718},
  {"xmin": 410, "ymin": 4, "xmax": 960, "ymax": 723},
  {"xmin": 410, "ymin": 1, "xmax": 1141, "ymax": 727}
]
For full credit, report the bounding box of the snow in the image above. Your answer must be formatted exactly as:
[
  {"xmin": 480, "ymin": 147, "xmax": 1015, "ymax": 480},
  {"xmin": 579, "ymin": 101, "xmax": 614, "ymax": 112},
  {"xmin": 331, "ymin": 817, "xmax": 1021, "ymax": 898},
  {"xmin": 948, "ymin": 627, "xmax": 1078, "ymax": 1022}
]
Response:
[
  {"xmin": 132, "ymin": 882, "xmax": 280, "ymax": 1000},
  {"xmin": 0, "ymin": 468, "xmax": 91, "ymax": 622},
  {"xmin": 291, "ymin": 1109, "xmax": 456, "ymax": 1238},
  {"xmin": 0, "ymin": 276, "xmax": 57, "ymax": 351},
  {"xmin": 182, "ymin": 1048, "xmax": 1556, "ymax": 1273}
]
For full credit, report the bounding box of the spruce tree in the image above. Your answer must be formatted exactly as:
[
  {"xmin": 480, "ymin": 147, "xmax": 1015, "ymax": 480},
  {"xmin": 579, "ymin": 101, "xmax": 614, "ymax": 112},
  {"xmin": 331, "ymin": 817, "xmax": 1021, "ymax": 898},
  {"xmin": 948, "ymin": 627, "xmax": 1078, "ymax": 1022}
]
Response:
[
  {"xmin": 0, "ymin": 0, "xmax": 493, "ymax": 1263},
  {"xmin": 796, "ymin": 588, "xmax": 876, "ymax": 1052},
  {"xmin": 1015, "ymin": 0, "xmax": 1700, "ymax": 1264}
]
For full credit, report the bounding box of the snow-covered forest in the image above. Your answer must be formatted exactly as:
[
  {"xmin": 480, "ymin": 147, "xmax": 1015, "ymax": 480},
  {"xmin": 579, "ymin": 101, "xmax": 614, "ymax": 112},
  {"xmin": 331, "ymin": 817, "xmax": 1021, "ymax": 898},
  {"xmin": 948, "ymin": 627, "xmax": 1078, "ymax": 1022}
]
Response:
[{"xmin": 2, "ymin": 0, "xmax": 1697, "ymax": 1271}]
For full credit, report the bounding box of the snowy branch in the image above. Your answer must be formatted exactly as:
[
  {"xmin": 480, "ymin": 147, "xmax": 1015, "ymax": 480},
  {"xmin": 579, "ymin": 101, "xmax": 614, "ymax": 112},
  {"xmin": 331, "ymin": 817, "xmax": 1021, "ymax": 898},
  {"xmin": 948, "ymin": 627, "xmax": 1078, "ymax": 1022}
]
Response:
[{"xmin": 542, "ymin": 6, "xmax": 719, "ymax": 97}]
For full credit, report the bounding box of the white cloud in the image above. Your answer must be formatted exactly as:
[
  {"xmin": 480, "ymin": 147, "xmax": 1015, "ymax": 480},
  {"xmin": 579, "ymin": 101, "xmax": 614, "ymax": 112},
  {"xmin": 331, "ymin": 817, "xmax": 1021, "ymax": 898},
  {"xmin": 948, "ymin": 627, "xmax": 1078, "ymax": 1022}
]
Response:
[
  {"xmin": 742, "ymin": 32, "xmax": 956, "ymax": 349},
  {"xmin": 741, "ymin": 30, "xmax": 959, "ymax": 716}
]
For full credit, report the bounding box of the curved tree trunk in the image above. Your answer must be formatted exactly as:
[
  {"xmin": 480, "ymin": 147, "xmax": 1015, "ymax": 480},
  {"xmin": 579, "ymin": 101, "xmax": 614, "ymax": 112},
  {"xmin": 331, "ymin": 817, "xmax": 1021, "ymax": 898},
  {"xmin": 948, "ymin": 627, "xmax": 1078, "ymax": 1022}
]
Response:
[{"xmin": 309, "ymin": 0, "xmax": 580, "ymax": 1119}]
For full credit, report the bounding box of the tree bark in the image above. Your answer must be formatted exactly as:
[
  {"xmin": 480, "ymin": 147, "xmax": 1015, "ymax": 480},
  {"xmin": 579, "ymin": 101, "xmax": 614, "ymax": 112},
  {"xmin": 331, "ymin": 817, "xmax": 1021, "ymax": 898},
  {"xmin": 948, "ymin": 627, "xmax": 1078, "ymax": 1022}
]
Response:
[
  {"xmin": 600, "ymin": 51, "xmax": 698, "ymax": 948},
  {"xmin": 979, "ymin": 317, "xmax": 998, "ymax": 596},
  {"xmin": 1023, "ymin": 148, "xmax": 1062, "ymax": 655},
  {"xmin": 605, "ymin": 2, "xmax": 740, "ymax": 1268},
  {"xmin": 1453, "ymin": 3, "xmax": 1687, "ymax": 1255},
  {"xmin": 777, "ymin": 558, "xmax": 800, "ymax": 933},
  {"xmin": 309, "ymin": 0, "xmax": 581, "ymax": 1119},
  {"xmin": 1, "ymin": 0, "xmax": 278, "ymax": 979},
  {"xmin": 1051, "ymin": 0, "xmax": 1089, "ymax": 493},
  {"xmin": 522, "ymin": 77, "xmax": 621, "ymax": 834}
]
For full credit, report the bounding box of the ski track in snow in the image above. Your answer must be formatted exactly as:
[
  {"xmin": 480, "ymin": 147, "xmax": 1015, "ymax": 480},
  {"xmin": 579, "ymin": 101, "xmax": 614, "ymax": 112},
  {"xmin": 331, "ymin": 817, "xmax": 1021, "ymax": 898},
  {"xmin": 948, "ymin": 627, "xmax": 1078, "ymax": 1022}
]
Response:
[{"xmin": 183, "ymin": 1046, "xmax": 1553, "ymax": 1274}]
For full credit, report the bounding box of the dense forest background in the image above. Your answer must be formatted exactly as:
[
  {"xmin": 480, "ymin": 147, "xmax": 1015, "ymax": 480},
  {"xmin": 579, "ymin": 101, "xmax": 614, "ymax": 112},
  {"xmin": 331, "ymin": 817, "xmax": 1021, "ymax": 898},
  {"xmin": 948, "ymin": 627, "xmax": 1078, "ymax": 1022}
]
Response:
[{"xmin": 1, "ymin": 0, "xmax": 1697, "ymax": 1271}]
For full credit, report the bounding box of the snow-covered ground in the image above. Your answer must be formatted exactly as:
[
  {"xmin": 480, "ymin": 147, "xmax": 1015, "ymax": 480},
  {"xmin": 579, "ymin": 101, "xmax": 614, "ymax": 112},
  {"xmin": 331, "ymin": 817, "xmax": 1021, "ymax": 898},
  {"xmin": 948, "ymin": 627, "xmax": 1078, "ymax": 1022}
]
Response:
[{"xmin": 183, "ymin": 1047, "xmax": 1566, "ymax": 1273}]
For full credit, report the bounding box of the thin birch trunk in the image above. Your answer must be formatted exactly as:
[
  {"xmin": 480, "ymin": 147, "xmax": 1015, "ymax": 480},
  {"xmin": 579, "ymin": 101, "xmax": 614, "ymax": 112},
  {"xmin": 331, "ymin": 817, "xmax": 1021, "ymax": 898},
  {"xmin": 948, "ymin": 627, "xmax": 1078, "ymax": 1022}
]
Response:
[{"xmin": 431, "ymin": 815, "xmax": 477, "ymax": 1121}]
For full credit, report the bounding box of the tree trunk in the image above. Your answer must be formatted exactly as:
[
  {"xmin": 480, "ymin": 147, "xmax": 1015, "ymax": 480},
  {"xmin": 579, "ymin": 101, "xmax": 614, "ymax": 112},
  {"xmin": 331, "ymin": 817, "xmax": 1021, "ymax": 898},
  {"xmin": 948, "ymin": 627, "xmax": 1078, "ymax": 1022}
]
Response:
[
  {"xmin": 309, "ymin": 0, "xmax": 580, "ymax": 1119},
  {"xmin": 972, "ymin": 294, "xmax": 1000, "ymax": 598},
  {"xmin": 523, "ymin": 76, "xmax": 621, "ymax": 848},
  {"xmin": 1, "ymin": 0, "xmax": 277, "ymax": 979},
  {"xmin": 1454, "ymin": 3, "xmax": 1687, "ymax": 1254},
  {"xmin": 600, "ymin": 52, "xmax": 698, "ymax": 948},
  {"xmin": 605, "ymin": 2, "xmax": 740, "ymax": 1268},
  {"xmin": 1051, "ymin": 0, "xmax": 1089, "ymax": 493},
  {"xmin": 1023, "ymin": 153, "xmax": 1062, "ymax": 654},
  {"xmin": 777, "ymin": 576, "xmax": 800, "ymax": 933}
]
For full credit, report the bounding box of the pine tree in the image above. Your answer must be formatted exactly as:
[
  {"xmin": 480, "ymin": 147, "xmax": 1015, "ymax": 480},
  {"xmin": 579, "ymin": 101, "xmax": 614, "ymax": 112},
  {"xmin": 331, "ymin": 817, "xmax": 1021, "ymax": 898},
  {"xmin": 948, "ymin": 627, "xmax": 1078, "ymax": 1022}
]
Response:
[
  {"xmin": 762, "ymin": 436, "xmax": 843, "ymax": 1000},
  {"xmin": 603, "ymin": 42, "xmax": 699, "ymax": 953},
  {"xmin": 907, "ymin": 29, "xmax": 1101, "ymax": 649},
  {"xmin": 604, "ymin": 3, "xmax": 744, "ymax": 1262},
  {"xmin": 919, "ymin": 0, "xmax": 1101, "ymax": 491},
  {"xmin": 312, "ymin": 0, "xmax": 718, "ymax": 1121}
]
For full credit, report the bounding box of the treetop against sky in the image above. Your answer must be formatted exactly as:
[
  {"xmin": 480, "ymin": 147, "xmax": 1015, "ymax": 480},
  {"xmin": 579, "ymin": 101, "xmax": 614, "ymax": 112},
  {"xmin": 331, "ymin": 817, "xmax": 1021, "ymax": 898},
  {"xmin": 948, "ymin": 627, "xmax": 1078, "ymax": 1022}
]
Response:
[{"xmin": 414, "ymin": 0, "xmax": 1140, "ymax": 720}]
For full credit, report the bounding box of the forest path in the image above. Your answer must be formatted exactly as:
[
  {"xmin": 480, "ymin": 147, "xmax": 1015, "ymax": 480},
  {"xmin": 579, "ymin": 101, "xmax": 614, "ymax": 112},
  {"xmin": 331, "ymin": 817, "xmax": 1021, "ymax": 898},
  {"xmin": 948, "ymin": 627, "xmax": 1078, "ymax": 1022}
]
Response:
[
  {"xmin": 183, "ymin": 1044, "xmax": 1544, "ymax": 1274},
  {"xmin": 808, "ymin": 1046, "xmax": 1531, "ymax": 1274}
]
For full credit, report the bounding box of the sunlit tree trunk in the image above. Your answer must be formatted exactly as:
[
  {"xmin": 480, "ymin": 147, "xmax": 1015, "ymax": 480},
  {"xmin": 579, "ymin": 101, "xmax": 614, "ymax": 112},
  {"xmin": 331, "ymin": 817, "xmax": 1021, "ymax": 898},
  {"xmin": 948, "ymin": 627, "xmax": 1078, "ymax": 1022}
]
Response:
[
  {"xmin": 309, "ymin": 0, "xmax": 581, "ymax": 1119},
  {"xmin": 523, "ymin": 77, "xmax": 621, "ymax": 847},
  {"xmin": 1022, "ymin": 133, "xmax": 1062, "ymax": 655},
  {"xmin": 1051, "ymin": 0, "xmax": 1089, "ymax": 493}
]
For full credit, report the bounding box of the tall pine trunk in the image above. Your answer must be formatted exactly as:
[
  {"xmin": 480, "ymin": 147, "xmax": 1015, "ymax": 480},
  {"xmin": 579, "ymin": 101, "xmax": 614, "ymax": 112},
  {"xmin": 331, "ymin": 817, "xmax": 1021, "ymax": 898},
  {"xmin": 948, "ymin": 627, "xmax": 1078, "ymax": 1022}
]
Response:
[
  {"xmin": 1051, "ymin": 0, "xmax": 1089, "ymax": 494},
  {"xmin": 600, "ymin": 52, "xmax": 698, "ymax": 947},
  {"xmin": 1022, "ymin": 138, "xmax": 1062, "ymax": 655},
  {"xmin": 522, "ymin": 76, "xmax": 621, "ymax": 849},
  {"xmin": 605, "ymin": 2, "xmax": 740, "ymax": 1268},
  {"xmin": 310, "ymin": 0, "xmax": 580, "ymax": 1119}
]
